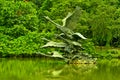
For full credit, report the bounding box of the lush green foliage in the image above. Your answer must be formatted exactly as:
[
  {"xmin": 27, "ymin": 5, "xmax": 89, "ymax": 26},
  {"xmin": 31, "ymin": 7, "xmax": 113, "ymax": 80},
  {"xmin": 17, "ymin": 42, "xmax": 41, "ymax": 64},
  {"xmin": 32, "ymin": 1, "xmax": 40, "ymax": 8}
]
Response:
[
  {"xmin": 0, "ymin": 0, "xmax": 38, "ymax": 31},
  {"xmin": 37, "ymin": 0, "xmax": 120, "ymax": 47},
  {"xmin": 0, "ymin": 32, "xmax": 54, "ymax": 56},
  {"xmin": 0, "ymin": 0, "xmax": 120, "ymax": 57}
]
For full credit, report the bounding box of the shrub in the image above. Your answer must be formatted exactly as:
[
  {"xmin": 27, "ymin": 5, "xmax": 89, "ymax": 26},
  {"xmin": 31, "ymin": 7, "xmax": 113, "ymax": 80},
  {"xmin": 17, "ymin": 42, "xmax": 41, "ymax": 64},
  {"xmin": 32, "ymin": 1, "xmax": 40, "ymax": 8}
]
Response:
[{"xmin": 0, "ymin": 0, "xmax": 38, "ymax": 31}]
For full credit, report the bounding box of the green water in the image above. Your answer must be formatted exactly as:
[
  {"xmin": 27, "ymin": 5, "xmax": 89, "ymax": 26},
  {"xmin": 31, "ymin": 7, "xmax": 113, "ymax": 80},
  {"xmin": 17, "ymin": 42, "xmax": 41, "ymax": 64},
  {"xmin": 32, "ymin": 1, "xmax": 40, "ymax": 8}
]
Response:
[{"xmin": 0, "ymin": 58, "xmax": 120, "ymax": 80}]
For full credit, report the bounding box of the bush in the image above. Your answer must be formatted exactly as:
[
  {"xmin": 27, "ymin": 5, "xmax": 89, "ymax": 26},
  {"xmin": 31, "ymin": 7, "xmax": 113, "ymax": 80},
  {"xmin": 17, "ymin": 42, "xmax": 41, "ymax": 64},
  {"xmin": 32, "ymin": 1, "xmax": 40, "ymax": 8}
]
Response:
[
  {"xmin": 111, "ymin": 26, "xmax": 120, "ymax": 47},
  {"xmin": 0, "ymin": 25, "xmax": 29, "ymax": 38},
  {"xmin": 0, "ymin": 0, "xmax": 38, "ymax": 31},
  {"xmin": 0, "ymin": 31, "xmax": 54, "ymax": 55}
]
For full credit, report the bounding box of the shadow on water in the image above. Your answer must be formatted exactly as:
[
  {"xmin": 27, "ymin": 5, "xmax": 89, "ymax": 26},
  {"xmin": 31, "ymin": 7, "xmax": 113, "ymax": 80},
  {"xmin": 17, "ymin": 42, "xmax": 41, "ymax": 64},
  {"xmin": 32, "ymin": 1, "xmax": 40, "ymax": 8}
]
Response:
[{"xmin": 0, "ymin": 58, "xmax": 120, "ymax": 80}]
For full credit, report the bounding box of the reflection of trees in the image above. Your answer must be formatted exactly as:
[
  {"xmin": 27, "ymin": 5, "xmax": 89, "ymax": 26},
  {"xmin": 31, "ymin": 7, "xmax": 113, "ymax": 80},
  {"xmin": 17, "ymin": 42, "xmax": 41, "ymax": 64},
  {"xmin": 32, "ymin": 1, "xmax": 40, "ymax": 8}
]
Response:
[
  {"xmin": 46, "ymin": 64, "xmax": 97, "ymax": 80},
  {"xmin": 46, "ymin": 59, "xmax": 120, "ymax": 80},
  {"xmin": 2, "ymin": 58, "xmax": 120, "ymax": 80},
  {"xmin": 90, "ymin": 59, "xmax": 120, "ymax": 80}
]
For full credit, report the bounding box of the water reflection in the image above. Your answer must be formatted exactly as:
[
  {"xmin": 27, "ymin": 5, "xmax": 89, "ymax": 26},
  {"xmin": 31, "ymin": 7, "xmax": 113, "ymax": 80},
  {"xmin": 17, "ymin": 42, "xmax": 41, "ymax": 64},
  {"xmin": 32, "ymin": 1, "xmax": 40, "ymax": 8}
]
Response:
[
  {"xmin": 0, "ymin": 58, "xmax": 120, "ymax": 80},
  {"xmin": 46, "ymin": 64, "xmax": 97, "ymax": 80}
]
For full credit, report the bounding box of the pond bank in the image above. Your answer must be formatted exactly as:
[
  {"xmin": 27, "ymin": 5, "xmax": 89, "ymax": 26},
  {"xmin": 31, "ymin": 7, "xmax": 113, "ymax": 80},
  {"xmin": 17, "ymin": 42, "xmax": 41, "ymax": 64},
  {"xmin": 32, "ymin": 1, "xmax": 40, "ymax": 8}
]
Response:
[
  {"xmin": 94, "ymin": 46, "xmax": 120, "ymax": 59},
  {"xmin": 0, "ymin": 47, "xmax": 120, "ymax": 59}
]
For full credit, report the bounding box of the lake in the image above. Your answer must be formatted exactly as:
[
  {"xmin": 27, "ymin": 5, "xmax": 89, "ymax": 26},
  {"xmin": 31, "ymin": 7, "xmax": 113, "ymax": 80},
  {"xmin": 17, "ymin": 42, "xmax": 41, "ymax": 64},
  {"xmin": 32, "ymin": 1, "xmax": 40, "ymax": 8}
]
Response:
[{"xmin": 0, "ymin": 58, "xmax": 120, "ymax": 80}]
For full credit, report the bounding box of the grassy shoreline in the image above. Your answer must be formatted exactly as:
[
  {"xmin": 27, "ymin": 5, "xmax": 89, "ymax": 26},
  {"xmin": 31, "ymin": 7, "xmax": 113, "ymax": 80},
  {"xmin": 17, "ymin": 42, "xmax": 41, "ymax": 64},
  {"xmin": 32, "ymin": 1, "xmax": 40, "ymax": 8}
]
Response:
[
  {"xmin": 0, "ymin": 47, "xmax": 120, "ymax": 59},
  {"xmin": 93, "ymin": 46, "xmax": 120, "ymax": 59}
]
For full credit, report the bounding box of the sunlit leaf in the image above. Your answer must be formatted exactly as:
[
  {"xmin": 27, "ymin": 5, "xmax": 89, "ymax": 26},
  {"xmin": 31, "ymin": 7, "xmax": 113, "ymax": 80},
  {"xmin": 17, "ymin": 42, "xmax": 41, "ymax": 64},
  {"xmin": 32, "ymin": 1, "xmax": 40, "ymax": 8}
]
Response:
[
  {"xmin": 42, "ymin": 41, "xmax": 67, "ymax": 48},
  {"xmin": 51, "ymin": 51, "xmax": 63, "ymax": 58},
  {"xmin": 73, "ymin": 32, "xmax": 87, "ymax": 39}
]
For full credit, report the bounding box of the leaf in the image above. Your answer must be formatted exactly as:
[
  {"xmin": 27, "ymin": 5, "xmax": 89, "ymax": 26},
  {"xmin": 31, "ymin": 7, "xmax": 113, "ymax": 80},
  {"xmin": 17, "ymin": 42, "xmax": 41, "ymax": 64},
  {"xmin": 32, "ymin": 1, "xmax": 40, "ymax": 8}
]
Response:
[
  {"xmin": 62, "ymin": 12, "xmax": 73, "ymax": 27},
  {"xmin": 37, "ymin": 51, "xmax": 64, "ymax": 59},
  {"xmin": 72, "ymin": 41, "xmax": 82, "ymax": 47},
  {"xmin": 62, "ymin": 6, "xmax": 81, "ymax": 30},
  {"xmin": 58, "ymin": 35, "xmax": 82, "ymax": 47},
  {"xmin": 42, "ymin": 41, "xmax": 67, "ymax": 48},
  {"xmin": 73, "ymin": 33, "xmax": 87, "ymax": 39},
  {"xmin": 44, "ymin": 16, "xmax": 74, "ymax": 37},
  {"xmin": 51, "ymin": 51, "xmax": 63, "ymax": 58}
]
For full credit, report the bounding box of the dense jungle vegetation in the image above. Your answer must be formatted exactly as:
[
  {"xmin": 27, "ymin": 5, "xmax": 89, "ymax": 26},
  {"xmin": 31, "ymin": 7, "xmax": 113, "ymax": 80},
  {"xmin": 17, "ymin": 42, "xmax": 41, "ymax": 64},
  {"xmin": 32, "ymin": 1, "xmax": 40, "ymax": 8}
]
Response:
[{"xmin": 0, "ymin": 0, "xmax": 120, "ymax": 57}]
